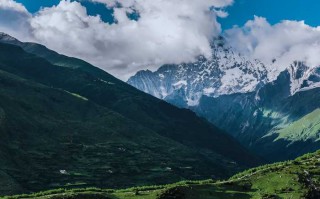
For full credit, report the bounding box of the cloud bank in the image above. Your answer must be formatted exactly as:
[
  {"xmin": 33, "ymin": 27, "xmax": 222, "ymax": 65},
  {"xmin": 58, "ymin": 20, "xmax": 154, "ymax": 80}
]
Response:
[
  {"xmin": 0, "ymin": 0, "xmax": 232, "ymax": 80},
  {"xmin": 225, "ymin": 16, "xmax": 320, "ymax": 74}
]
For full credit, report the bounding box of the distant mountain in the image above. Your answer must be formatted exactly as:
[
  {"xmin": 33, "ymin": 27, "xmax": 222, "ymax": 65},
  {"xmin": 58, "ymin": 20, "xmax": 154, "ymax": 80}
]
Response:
[
  {"xmin": 128, "ymin": 37, "xmax": 269, "ymax": 107},
  {"xmin": 128, "ymin": 38, "xmax": 320, "ymax": 106},
  {"xmin": 128, "ymin": 37, "xmax": 320, "ymax": 162},
  {"xmin": 0, "ymin": 33, "xmax": 260, "ymax": 196}
]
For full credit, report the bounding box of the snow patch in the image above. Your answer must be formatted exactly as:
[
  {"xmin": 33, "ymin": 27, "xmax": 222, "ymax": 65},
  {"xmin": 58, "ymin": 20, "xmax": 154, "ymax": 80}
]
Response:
[
  {"xmin": 203, "ymin": 87, "xmax": 215, "ymax": 95},
  {"xmin": 173, "ymin": 80, "xmax": 187, "ymax": 89},
  {"xmin": 160, "ymin": 86, "xmax": 168, "ymax": 98}
]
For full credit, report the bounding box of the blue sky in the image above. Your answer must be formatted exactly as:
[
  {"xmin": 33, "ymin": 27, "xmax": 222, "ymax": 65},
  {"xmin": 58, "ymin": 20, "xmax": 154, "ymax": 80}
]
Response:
[
  {"xmin": 220, "ymin": 0, "xmax": 320, "ymax": 29},
  {"xmin": 16, "ymin": 0, "xmax": 320, "ymax": 29},
  {"xmin": 15, "ymin": 0, "xmax": 114, "ymax": 23}
]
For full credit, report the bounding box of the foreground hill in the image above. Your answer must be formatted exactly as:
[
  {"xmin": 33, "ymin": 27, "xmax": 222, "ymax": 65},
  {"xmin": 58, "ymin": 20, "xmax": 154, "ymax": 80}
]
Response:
[
  {"xmin": 0, "ymin": 33, "xmax": 259, "ymax": 196},
  {"xmin": 6, "ymin": 150, "xmax": 320, "ymax": 199}
]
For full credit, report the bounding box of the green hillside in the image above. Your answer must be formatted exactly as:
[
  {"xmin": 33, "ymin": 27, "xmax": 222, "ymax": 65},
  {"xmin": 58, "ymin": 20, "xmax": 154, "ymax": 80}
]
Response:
[
  {"xmin": 0, "ymin": 35, "xmax": 260, "ymax": 196},
  {"xmin": 253, "ymin": 106, "xmax": 320, "ymax": 162},
  {"xmin": 272, "ymin": 108, "xmax": 320, "ymax": 142},
  {"xmin": 6, "ymin": 150, "xmax": 320, "ymax": 199}
]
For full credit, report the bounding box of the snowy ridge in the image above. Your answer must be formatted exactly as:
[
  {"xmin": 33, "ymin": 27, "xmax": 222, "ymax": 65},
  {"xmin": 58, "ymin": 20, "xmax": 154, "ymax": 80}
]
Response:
[
  {"xmin": 128, "ymin": 36, "xmax": 320, "ymax": 107},
  {"xmin": 286, "ymin": 61, "xmax": 320, "ymax": 95},
  {"xmin": 128, "ymin": 37, "xmax": 269, "ymax": 106}
]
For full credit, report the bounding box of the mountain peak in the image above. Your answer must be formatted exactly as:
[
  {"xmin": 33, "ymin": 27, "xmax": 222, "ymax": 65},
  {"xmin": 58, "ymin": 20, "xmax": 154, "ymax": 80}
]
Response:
[
  {"xmin": 0, "ymin": 32, "xmax": 20, "ymax": 43},
  {"xmin": 128, "ymin": 37, "xmax": 269, "ymax": 107}
]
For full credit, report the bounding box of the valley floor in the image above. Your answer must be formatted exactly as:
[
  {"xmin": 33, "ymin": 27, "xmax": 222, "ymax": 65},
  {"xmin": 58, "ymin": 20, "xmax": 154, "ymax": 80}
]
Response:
[{"xmin": 5, "ymin": 151, "xmax": 320, "ymax": 199}]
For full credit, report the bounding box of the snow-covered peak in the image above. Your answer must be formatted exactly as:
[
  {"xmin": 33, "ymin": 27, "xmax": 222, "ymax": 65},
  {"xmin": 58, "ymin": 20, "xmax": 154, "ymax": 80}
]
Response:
[
  {"xmin": 128, "ymin": 35, "xmax": 320, "ymax": 107},
  {"xmin": 128, "ymin": 37, "xmax": 270, "ymax": 107},
  {"xmin": 286, "ymin": 61, "xmax": 320, "ymax": 95}
]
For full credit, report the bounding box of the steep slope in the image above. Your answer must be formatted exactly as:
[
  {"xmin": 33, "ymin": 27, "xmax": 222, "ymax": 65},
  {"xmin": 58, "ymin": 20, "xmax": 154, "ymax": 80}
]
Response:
[
  {"xmin": 0, "ymin": 69, "xmax": 236, "ymax": 195},
  {"xmin": 0, "ymin": 33, "xmax": 111, "ymax": 79},
  {"xmin": 0, "ymin": 35, "xmax": 260, "ymax": 196},
  {"xmin": 8, "ymin": 150, "xmax": 320, "ymax": 199},
  {"xmin": 0, "ymin": 35, "xmax": 259, "ymax": 166},
  {"xmin": 253, "ymin": 108, "xmax": 320, "ymax": 162},
  {"xmin": 273, "ymin": 108, "xmax": 320, "ymax": 142}
]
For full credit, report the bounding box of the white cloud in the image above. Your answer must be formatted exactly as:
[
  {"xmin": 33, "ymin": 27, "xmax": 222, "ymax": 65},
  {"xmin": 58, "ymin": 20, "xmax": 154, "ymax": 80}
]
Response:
[
  {"xmin": 0, "ymin": 0, "xmax": 31, "ymax": 40},
  {"xmin": 225, "ymin": 16, "xmax": 320, "ymax": 73},
  {"xmin": 0, "ymin": 0, "xmax": 28, "ymax": 12},
  {"xmin": 30, "ymin": 1, "xmax": 109, "ymax": 59},
  {"xmin": 3, "ymin": 0, "xmax": 320, "ymax": 83},
  {"xmin": 0, "ymin": 0, "xmax": 233, "ymax": 80}
]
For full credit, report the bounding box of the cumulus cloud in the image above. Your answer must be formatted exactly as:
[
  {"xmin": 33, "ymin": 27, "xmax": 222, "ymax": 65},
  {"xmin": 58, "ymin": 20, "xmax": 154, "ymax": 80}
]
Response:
[
  {"xmin": 0, "ymin": 0, "xmax": 32, "ymax": 40},
  {"xmin": 3, "ymin": 0, "xmax": 320, "ymax": 83},
  {"xmin": 0, "ymin": 0, "xmax": 233, "ymax": 80},
  {"xmin": 30, "ymin": 1, "xmax": 109, "ymax": 60},
  {"xmin": 0, "ymin": 0, "xmax": 27, "ymax": 12},
  {"xmin": 225, "ymin": 16, "xmax": 320, "ymax": 73}
]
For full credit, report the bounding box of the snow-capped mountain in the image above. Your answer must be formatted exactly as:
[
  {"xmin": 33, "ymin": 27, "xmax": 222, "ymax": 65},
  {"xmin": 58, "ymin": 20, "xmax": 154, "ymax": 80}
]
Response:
[
  {"xmin": 128, "ymin": 37, "xmax": 270, "ymax": 107},
  {"xmin": 128, "ymin": 37, "xmax": 320, "ymax": 107},
  {"xmin": 128, "ymin": 36, "xmax": 320, "ymax": 161}
]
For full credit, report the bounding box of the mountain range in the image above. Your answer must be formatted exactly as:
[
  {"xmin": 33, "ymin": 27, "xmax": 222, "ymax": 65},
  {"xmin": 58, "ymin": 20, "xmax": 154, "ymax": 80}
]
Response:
[
  {"xmin": 128, "ymin": 37, "xmax": 320, "ymax": 162},
  {"xmin": 0, "ymin": 33, "xmax": 259, "ymax": 196}
]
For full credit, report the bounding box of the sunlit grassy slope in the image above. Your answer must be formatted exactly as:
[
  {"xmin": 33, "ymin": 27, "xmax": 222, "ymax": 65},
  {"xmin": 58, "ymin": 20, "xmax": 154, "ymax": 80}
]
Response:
[
  {"xmin": 274, "ymin": 108, "xmax": 320, "ymax": 142},
  {"xmin": 255, "ymin": 108, "xmax": 320, "ymax": 161},
  {"xmin": 6, "ymin": 150, "xmax": 320, "ymax": 199}
]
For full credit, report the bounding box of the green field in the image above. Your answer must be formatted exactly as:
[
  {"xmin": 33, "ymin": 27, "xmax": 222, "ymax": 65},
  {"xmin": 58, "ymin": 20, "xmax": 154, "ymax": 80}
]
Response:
[{"xmin": 5, "ymin": 150, "xmax": 320, "ymax": 199}]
